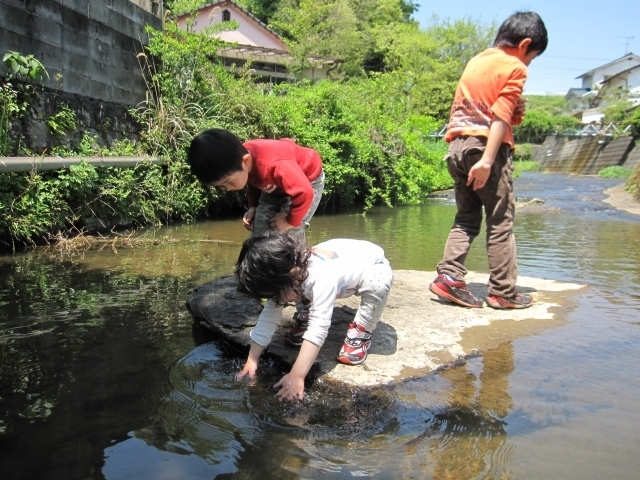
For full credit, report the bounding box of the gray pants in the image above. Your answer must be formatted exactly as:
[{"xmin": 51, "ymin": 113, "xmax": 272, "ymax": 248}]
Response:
[
  {"xmin": 251, "ymin": 170, "xmax": 325, "ymax": 244},
  {"xmin": 437, "ymin": 136, "xmax": 518, "ymax": 298},
  {"xmin": 353, "ymin": 259, "xmax": 394, "ymax": 333}
]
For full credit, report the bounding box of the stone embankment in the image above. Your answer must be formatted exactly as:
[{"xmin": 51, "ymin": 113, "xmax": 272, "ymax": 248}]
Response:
[
  {"xmin": 534, "ymin": 135, "xmax": 639, "ymax": 174},
  {"xmin": 186, "ymin": 272, "xmax": 584, "ymax": 387}
]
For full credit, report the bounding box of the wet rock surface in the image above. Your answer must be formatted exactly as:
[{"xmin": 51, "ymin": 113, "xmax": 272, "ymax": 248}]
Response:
[{"xmin": 186, "ymin": 271, "xmax": 584, "ymax": 387}]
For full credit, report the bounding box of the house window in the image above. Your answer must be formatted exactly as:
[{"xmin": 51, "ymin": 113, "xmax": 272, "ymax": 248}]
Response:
[{"xmin": 222, "ymin": 9, "xmax": 230, "ymax": 21}]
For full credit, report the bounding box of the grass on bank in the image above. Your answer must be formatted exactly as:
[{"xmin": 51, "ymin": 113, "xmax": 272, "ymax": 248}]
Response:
[{"xmin": 598, "ymin": 166, "xmax": 632, "ymax": 178}]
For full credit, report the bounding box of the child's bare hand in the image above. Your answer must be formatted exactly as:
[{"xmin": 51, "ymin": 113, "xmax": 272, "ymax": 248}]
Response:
[
  {"xmin": 274, "ymin": 373, "xmax": 304, "ymax": 401},
  {"xmin": 269, "ymin": 212, "xmax": 293, "ymax": 231},
  {"xmin": 514, "ymin": 97, "xmax": 528, "ymax": 117},
  {"xmin": 467, "ymin": 159, "xmax": 492, "ymax": 190},
  {"xmin": 243, "ymin": 207, "xmax": 256, "ymax": 230},
  {"xmin": 235, "ymin": 363, "xmax": 257, "ymax": 381}
]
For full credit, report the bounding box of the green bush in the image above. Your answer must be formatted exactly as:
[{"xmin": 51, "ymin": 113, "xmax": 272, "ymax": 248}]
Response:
[
  {"xmin": 598, "ymin": 166, "xmax": 632, "ymax": 178},
  {"xmin": 513, "ymin": 143, "xmax": 533, "ymax": 161}
]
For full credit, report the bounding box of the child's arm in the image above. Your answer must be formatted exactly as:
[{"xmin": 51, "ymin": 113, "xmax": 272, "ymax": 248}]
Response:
[
  {"xmin": 236, "ymin": 300, "xmax": 283, "ymax": 379},
  {"xmin": 274, "ymin": 339, "xmax": 321, "ymax": 400},
  {"xmin": 467, "ymin": 117, "xmax": 508, "ymax": 191},
  {"xmin": 243, "ymin": 207, "xmax": 256, "ymax": 230},
  {"xmin": 236, "ymin": 341, "xmax": 266, "ymax": 378},
  {"xmin": 269, "ymin": 212, "xmax": 293, "ymax": 231},
  {"xmin": 271, "ymin": 163, "xmax": 315, "ymax": 228}
]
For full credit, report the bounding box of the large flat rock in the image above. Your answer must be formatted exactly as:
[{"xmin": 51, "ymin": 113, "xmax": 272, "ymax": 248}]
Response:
[{"xmin": 186, "ymin": 271, "xmax": 584, "ymax": 387}]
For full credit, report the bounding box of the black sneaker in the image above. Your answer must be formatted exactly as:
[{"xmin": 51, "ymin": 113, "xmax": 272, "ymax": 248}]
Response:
[
  {"xmin": 429, "ymin": 273, "xmax": 483, "ymax": 308},
  {"xmin": 284, "ymin": 310, "xmax": 309, "ymax": 346}
]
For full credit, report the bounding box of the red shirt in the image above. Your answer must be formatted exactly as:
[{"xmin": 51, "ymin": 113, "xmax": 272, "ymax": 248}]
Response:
[
  {"xmin": 244, "ymin": 139, "xmax": 323, "ymax": 227},
  {"xmin": 445, "ymin": 48, "xmax": 527, "ymax": 149}
]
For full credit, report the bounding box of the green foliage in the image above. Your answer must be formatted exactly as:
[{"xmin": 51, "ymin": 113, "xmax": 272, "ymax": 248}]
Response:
[
  {"xmin": 2, "ymin": 51, "xmax": 49, "ymax": 82},
  {"xmin": 1, "ymin": 4, "xmax": 501, "ymax": 247},
  {"xmin": 627, "ymin": 166, "xmax": 640, "ymax": 200},
  {"xmin": 597, "ymin": 166, "xmax": 632, "ymax": 178},
  {"xmin": 621, "ymin": 106, "xmax": 640, "ymax": 137},
  {"xmin": 601, "ymin": 88, "xmax": 635, "ymax": 123},
  {"xmin": 134, "ymin": 21, "xmax": 454, "ymax": 215},
  {"xmin": 2, "ymin": 51, "xmax": 50, "ymax": 155},
  {"xmin": 514, "ymin": 160, "xmax": 539, "ymax": 172},
  {"xmin": 514, "ymin": 95, "xmax": 580, "ymax": 143},
  {"xmin": 513, "ymin": 143, "xmax": 533, "ymax": 161},
  {"xmin": 0, "ymin": 81, "xmax": 20, "ymax": 155},
  {"xmin": 514, "ymin": 106, "xmax": 580, "ymax": 143},
  {"xmin": 522, "ymin": 95, "xmax": 569, "ymax": 116},
  {"xmin": 47, "ymin": 103, "xmax": 76, "ymax": 135}
]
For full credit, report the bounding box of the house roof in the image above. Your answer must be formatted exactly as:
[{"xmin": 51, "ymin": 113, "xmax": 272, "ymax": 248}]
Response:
[
  {"xmin": 576, "ymin": 52, "xmax": 640, "ymax": 79},
  {"xmin": 175, "ymin": 0, "xmax": 287, "ymax": 51},
  {"xmin": 218, "ymin": 44, "xmax": 337, "ymax": 67},
  {"xmin": 174, "ymin": 0, "xmax": 339, "ymax": 69}
]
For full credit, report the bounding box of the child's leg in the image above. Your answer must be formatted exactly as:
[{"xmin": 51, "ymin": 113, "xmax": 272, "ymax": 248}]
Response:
[
  {"xmin": 284, "ymin": 297, "xmax": 311, "ymax": 347},
  {"xmin": 437, "ymin": 137, "xmax": 484, "ymax": 281},
  {"xmin": 287, "ymin": 170, "xmax": 325, "ymax": 243},
  {"xmin": 476, "ymin": 145, "xmax": 518, "ymax": 298},
  {"xmin": 430, "ymin": 137, "xmax": 486, "ymax": 308},
  {"xmin": 252, "ymin": 192, "xmax": 288, "ymax": 237},
  {"xmin": 337, "ymin": 260, "xmax": 393, "ymax": 365},
  {"xmin": 352, "ymin": 260, "xmax": 394, "ymax": 332}
]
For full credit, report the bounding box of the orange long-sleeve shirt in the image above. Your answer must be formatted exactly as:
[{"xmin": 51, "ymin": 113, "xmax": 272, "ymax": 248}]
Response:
[{"xmin": 445, "ymin": 48, "xmax": 528, "ymax": 149}]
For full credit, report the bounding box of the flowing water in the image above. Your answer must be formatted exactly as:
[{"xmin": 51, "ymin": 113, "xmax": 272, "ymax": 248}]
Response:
[{"xmin": 1, "ymin": 172, "xmax": 639, "ymax": 479}]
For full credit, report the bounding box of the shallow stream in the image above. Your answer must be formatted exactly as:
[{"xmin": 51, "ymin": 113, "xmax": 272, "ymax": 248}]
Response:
[{"xmin": 1, "ymin": 172, "xmax": 639, "ymax": 479}]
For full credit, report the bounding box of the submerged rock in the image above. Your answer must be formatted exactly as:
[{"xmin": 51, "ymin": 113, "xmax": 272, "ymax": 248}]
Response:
[{"xmin": 186, "ymin": 271, "xmax": 585, "ymax": 387}]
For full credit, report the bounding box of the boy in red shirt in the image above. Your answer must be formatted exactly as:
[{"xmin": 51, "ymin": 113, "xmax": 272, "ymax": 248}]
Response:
[
  {"xmin": 187, "ymin": 128, "xmax": 325, "ymax": 343},
  {"xmin": 187, "ymin": 128, "xmax": 324, "ymax": 240},
  {"xmin": 429, "ymin": 11, "xmax": 548, "ymax": 310}
]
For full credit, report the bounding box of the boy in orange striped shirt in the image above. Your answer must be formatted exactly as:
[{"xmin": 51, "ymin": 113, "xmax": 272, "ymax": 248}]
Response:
[{"xmin": 430, "ymin": 11, "xmax": 548, "ymax": 309}]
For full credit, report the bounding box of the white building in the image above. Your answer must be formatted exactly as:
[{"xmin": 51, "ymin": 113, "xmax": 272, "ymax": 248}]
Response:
[
  {"xmin": 175, "ymin": 1, "xmax": 338, "ymax": 84},
  {"xmin": 566, "ymin": 53, "xmax": 640, "ymax": 124}
]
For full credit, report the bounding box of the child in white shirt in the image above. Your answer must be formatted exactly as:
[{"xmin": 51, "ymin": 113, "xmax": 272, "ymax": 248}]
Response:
[{"xmin": 235, "ymin": 231, "xmax": 394, "ymax": 401}]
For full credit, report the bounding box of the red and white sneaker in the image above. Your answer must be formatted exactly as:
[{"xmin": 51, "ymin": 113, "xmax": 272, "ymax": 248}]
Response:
[
  {"xmin": 486, "ymin": 292, "xmax": 533, "ymax": 309},
  {"xmin": 337, "ymin": 323, "xmax": 373, "ymax": 366},
  {"xmin": 284, "ymin": 310, "xmax": 309, "ymax": 346},
  {"xmin": 429, "ymin": 273, "xmax": 483, "ymax": 308}
]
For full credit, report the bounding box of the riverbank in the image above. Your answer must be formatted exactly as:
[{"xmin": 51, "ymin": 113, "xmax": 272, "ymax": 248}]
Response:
[{"xmin": 603, "ymin": 182, "xmax": 640, "ymax": 216}]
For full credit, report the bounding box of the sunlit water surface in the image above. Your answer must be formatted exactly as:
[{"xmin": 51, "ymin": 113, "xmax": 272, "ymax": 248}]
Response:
[{"xmin": 1, "ymin": 172, "xmax": 639, "ymax": 479}]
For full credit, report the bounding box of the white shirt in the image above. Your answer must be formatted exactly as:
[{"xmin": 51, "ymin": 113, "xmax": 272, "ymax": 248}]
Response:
[{"xmin": 249, "ymin": 239, "xmax": 386, "ymax": 347}]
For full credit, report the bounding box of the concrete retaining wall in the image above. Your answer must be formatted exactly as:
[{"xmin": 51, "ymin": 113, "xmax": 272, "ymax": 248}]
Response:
[
  {"xmin": 535, "ymin": 135, "xmax": 637, "ymax": 174},
  {"xmin": 0, "ymin": 0, "xmax": 162, "ymax": 106},
  {"xmin": 8, "ymin": 85, "xmax": 144, "ymax": 154},
  {"xmin": 623, "ymin": 142, "xmax": 640, "ymax": 170}
]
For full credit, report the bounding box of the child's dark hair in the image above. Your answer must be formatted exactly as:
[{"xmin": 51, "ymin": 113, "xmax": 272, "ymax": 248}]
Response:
[
  {"xmin": 493, "ymin": 11, "xmax": 548, "ymax": 55},
  {"xmin": 186, "ymin": 128, "xmax": 249, "ymax": 184},
  {"xmin": 235, "ymin": 231, "xmax": 311, "ymax": 303}
]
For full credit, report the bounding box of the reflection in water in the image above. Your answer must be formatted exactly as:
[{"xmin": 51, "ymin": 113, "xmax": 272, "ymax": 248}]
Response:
[
  {"xmin": 1, "ymin": 173, "xmax": 640, "ymax": 478},
  {"xmin": 399, "ymin": 343, "xmax": 515, "ymax": 479}
]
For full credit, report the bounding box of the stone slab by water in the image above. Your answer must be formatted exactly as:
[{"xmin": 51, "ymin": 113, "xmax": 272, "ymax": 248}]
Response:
[{"xmin": 186, "ymin": 271, "xmax": 584, "ymax": 387}]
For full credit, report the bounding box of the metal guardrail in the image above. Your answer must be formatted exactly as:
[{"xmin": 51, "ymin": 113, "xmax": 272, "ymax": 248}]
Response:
[{"xmin": 0, "ymin": 156, "xmax": 164, "ymax": 173}]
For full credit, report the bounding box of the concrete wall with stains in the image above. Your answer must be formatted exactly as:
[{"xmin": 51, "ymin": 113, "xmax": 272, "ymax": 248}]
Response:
[
  {"xmin": 0, "ymin": 0, "xmax": 162, "ymax": 106},
  {"xmin": 535, "ymin": 135, "xmax": 637, "ymax": 174}
]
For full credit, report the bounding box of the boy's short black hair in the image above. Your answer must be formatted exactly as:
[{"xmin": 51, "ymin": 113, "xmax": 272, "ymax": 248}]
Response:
[
  {"xmin": 493, "ymin": 11, "xmax": 548, "ymax": 55},
  {"xmin": 186, "ymin": 128, "xmax": 249, "ymax": 184},
  {"xmin": 235, "ymin": 231, "xmax": 311, "ymax": 303}
]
